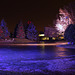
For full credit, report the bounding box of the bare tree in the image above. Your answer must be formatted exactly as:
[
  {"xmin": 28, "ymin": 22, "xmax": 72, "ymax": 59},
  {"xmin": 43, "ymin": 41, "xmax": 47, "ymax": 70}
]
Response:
[
  {"xmin": 64, "ymin": 2, "xmax": 75, "ymax": 24},
  {"xmin": 55, "ymin": 1, "xmax": 75, "ymax": 34}
]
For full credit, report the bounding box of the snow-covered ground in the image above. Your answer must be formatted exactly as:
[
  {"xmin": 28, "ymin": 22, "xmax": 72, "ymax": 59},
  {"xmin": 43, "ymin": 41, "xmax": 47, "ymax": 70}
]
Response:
[
  {"xmin": 0, "ymin": 46, "xmax": 75, "ymax": 74},
  {"xmin": 0, "ymin": 38, "xmax": 35, "ymax": 43}
]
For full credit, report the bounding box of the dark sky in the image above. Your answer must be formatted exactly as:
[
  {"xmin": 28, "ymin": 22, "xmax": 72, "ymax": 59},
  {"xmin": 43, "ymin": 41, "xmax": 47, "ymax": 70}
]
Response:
[{"xmin": 0, "ymin": 0, "xmax": 75, "ymax": 32}]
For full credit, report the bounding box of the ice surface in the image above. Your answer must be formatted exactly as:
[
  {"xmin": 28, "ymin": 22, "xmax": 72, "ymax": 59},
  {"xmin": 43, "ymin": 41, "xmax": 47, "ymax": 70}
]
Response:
[{"xmin": 0, "ymin": 46, "xmax": 74, "ymax": 74}]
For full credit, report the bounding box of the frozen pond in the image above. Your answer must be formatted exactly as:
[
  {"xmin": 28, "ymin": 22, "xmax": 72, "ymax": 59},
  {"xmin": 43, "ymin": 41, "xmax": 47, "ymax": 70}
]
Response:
[{"xmin": 0, "ymin": 45, "xmax": 75, "ymax": 74}]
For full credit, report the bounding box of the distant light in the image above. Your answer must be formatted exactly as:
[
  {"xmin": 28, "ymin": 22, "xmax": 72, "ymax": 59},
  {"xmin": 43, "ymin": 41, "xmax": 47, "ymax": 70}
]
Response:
[
  {"xmin": 42, "ymin": 37, "xmax": 46, "ymax": 40},
  {"xmin": 46, "ymin": 37, "xmax": 49, "ymax": 40},
  {"xmin": 39, "ymin": 34, "xmax": 44, "ymax": 36},
  {"xmin": 52, "ymin": 37, "xmax": 56, "ymax": 40},
  {"xmin": 41, "ymin": 37, "xmax": 49, "ymax": 40},
  {"xmin": 59, "ymin": 37, "xmax": 64, "ymax": 39}
]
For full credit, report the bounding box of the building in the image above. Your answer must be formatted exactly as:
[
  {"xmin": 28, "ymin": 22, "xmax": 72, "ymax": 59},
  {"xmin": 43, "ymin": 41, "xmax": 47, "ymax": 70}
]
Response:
[
  {"xmin": 44, "ymin": 27, "xmax": 64, "ymax": 40},
  {"xmin": 38, "ymin": 27, "xmax": 64, "ymax": 41},
  {"xmin": 44, "ymin": 27, "xmax": 58, "ymax": 37},
  {"xmin": 38, "ymin": 31, "xmax": 49, "ymax": 41}
]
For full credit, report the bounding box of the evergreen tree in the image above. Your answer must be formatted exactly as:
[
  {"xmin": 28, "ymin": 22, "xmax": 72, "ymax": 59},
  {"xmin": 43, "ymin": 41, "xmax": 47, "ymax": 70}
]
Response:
[
  {"xmin": 14, "ymin": 24, "xmax": 18, "ymax": 38},
  {"xmin": 0, "ymin": 26, "xmax": 3, "ymax": 39},
  {"xmin": 64, "ymin": 24, "xmax": 75, "ymax": 44},
  {"xmin": 1, "ymin": 19, "xmax": 10, "ymax": 39},
  {"xmin": 16, "ymin": 21, "xmax": 25, "ymax": 38},
  {"xmin": 24, "ymin": 21, "xmax": 31, "ymax": 38},
  {"xmin": 27, "ymin": 22, "xmax": 38, "ymax": 41}
]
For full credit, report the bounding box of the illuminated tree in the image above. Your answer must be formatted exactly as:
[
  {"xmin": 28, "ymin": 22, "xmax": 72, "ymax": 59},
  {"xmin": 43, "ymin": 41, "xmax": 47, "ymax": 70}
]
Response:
[
  {"xmin": 24, "ymin": 21, "xmax": 31, "ymax": 38},
  {"xmin": 1, "ymin": 19, "xmax": 10, "ymax": 39},
  {"xmin": 64, "ymin": 24, "xmax": 75, "ymax": 44},
  {"xmin": 0, "ymin": 26, "xmax": 3, "ymax": 38},
  {"xmin": 16, "ymin": 21, "xmax": 25, "ymax": 38},
  {"xmin": 55, "ymin": 8, "xmax": 72, "ymax": 34},
  {"xmin": 55, "ymin": 2, "xmax": 75, "ymax": 34},
  {"xmin": 27, "ymin": 22, "xmax": 38, "ymax": 41},
  {"xmin": 65, "ymin": 2, "xmax": 75, "ymax": 24}
]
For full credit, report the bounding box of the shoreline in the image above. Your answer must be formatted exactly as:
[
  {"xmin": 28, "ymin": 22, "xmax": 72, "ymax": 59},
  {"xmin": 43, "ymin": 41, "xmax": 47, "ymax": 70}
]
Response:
[
  {"xmin": 0, "ymin": 41, "xmax": 68, "ymax": 46},
  {"xmin": 57, "ymin": 44, "xmax": 75, "ymax": 49}
]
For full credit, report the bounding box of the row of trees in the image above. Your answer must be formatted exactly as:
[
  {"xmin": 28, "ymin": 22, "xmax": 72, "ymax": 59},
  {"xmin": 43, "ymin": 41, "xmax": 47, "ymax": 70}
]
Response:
[{"xmin": 0, "ymin": 19, "xmax": 38, "ymax": 41}]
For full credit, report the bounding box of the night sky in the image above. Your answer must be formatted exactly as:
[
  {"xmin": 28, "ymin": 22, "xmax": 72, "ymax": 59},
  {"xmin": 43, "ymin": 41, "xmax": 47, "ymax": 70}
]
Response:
[{"xmin": 0, "ymin": 0, "xmax": 75, "ymax": 33}]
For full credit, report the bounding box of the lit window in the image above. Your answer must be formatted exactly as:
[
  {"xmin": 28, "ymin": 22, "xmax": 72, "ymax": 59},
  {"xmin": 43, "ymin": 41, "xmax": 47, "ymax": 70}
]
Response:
[
  {"xmin": 52, "ymin": 37, "xmax": 56, "ymax": 40},
  {"xmin": 39, "ymin": 34, "xmax": 44, "ymax": 36}
]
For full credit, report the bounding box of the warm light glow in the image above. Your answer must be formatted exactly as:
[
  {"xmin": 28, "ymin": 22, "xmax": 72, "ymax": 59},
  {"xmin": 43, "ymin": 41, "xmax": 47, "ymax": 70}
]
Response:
[
  {"xmin": 55, "ymin": 47, "xmax": 67, "ymax": 57},
  {"xmin": 52, "ymin": 37, "xmax": 56, "ymax": 40},
  {"xmin": 59, "ymin": 37, "xmax": 64, "ymax": 39},
  {"xmin": 42, "ymin": 37, "xmax": 46, "ymax": 40},
  {"xmin": 46, "ymin": 37, "xmax": 49, "ymax": 40},
  {"xmin": 39, "ymin": 34, "xmax": 44, "ymax": 36},
  {"xmin": 0, "ymin": 42, "xmax": 68, "ymax": 46},
  {"xmin": 42, "ymin": 37, "xmax": 49, "ymax": 40}
]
